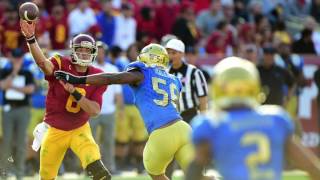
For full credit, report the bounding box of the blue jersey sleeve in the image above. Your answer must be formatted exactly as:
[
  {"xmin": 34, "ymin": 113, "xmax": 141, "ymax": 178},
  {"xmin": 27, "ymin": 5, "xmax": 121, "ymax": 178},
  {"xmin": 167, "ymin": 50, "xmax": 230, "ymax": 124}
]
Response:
[
  {"xmin": 269, "ymin": 106, "xmax": 295, "ymax": 137},
  {"xmin": 191, "ymin": 115, "xmax": 215, "ymax": 145},
  {"xmin": 126, "ymin": 61, "xmax": 150, "ymax": 89},
  {"xmin": 176, "ymin": 77, "xmax": 182, "ymax": 92},
  {"xmin": 126, "ymin": 61, "xmax": 147, "ymax": 72},
  {"xmin": 279, "ymin": 110, "xmax": 295, "ymax": 137},
  {"xmin": 259, "ymin": 105, "xmax": 295, "ymax": 138}
]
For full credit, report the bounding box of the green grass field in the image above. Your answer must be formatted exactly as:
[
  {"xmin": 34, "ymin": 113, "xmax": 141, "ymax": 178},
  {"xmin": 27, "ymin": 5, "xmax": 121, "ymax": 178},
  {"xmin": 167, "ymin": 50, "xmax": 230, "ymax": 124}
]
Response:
[
  {"xmin": 112, "ymin": 172, "xmax": 310, "ymax": 180},
  {"xmin": 112, "ymin": 175, "xmax": 309, "ymax": 180},
  {"xmin": 20, "ymin": 170, "xmax": 309, "ymax": 180}
]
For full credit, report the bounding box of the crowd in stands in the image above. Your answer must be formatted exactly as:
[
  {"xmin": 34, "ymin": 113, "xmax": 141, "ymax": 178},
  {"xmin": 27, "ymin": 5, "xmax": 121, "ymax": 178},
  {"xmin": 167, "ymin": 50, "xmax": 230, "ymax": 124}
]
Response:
[
  {"xmin": 0, "ymin": 0, "xmax": 320, "ymax": 56},
  {"xmin": 0, "ymin": 0, "xmax": 320, "ymax": 178}
]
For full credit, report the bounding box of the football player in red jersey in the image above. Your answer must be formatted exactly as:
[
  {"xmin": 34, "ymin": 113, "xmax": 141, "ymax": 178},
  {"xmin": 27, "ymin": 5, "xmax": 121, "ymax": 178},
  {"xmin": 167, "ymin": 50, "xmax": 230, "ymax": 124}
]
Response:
[{"xmin": 20, "ymin": 20, "xmax": 111, "ymax": 180}]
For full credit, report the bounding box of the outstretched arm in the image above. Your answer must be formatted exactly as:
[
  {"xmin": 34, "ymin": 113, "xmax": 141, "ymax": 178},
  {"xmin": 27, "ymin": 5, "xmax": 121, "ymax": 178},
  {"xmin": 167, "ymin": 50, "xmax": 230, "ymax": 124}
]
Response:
[
  {"xmin": 86, "ymin": 70, "xmax": 144, "ymax": 85},
  {"xmin": 185, "ymin": 142, "xmax": 212, "ymax": 180},
  {"xmin": 55, "ymin": 70, "xmax": 144, "ymax": 86},
  {"xmin": 20, "ymin": 20, "xmax": 54, "ymax": 75},
  {"xmin": 286, "ymin": 135, "xmax": 320, "ymax": 180}
]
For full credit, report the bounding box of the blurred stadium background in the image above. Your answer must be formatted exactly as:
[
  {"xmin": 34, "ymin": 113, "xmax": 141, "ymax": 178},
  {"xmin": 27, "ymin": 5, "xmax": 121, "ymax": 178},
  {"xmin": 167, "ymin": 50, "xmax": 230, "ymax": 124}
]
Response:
[{"xmin": 1, "ymin": 0, "xmax": 320, "ymax": 179}]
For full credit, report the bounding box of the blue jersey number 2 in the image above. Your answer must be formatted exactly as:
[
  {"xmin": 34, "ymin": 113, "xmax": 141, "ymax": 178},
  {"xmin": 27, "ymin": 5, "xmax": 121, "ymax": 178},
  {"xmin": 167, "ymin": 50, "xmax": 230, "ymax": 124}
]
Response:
[{"xmin": 241, "ymin": 132, "xmax": 275, "ymax": 179}]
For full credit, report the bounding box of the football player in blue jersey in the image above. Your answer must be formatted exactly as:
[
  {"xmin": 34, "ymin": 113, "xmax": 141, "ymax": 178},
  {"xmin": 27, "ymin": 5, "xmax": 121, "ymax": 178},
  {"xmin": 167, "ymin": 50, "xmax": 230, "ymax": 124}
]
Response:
[
  {"xmin": 186, "ymin": 57, "xmax": 320, "ymax": 180},
  {"xmin": 54, "ymin": 44, "xmax": 194, "ymax": 180}
]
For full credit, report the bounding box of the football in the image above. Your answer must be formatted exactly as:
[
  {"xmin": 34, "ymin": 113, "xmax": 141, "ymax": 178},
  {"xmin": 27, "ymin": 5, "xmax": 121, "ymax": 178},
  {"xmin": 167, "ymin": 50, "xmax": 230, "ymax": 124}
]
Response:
[{"xmin": 19, "ymin": 2, "xmax": 39, "ymax": 22}]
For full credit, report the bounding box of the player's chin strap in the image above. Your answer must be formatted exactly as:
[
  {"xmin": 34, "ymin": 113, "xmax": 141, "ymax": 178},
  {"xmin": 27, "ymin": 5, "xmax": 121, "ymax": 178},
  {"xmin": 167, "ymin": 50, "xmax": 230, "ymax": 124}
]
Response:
[{"xmin": 86, "ymin": 159, "xmax": 111, "ymax": 180}]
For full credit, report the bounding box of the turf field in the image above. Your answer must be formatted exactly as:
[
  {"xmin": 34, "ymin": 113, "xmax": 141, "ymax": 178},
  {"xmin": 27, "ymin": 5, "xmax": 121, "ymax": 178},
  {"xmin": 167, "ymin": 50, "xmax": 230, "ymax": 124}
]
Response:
[
  {"xmin": 114, "ymin": 171, "xmax": 310, "ymax": 180},
  {"xmin": 20, "ymin": 170, "xmax": 310, "ymax": 180}
]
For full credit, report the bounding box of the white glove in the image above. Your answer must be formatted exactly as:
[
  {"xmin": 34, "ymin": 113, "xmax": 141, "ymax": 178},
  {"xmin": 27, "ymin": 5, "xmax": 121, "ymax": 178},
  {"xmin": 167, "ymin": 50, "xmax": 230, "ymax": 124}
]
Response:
[{"xmin": 31, "ymin": 122, "xmax": 49, "ymax": 152}]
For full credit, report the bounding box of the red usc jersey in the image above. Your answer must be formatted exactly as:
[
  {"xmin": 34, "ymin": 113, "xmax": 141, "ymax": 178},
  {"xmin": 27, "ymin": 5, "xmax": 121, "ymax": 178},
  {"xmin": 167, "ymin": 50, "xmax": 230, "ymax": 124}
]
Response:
[
  {"xmin": 44, "ymin": 55, "xmax": 107, "ymax": 130},
  {"xmin": 48, "ymin": 16, "xmax": 69, "ymax": 49},
  {"xmin": 0, "ymin": 20, "xmax": 25, "ymax": 55}
]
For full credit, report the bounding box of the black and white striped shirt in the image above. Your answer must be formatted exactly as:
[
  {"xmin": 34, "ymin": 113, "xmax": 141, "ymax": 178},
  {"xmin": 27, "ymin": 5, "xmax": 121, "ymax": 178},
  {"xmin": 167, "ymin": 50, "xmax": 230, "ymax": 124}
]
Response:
[{"xmin": 169, "ymin": 62, "xmax": 208, "ymax": 112}]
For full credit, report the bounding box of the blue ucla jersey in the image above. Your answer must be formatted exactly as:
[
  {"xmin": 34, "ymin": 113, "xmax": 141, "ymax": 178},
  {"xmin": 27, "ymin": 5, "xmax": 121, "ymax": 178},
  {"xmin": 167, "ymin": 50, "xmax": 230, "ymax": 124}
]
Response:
[
  {"xmin": 192, "ymin": 105, "xmax": 294, "ymax": 180},
  {"xmin": 127, "ymin": 61, "xmax": 182, "ymax": 134}
]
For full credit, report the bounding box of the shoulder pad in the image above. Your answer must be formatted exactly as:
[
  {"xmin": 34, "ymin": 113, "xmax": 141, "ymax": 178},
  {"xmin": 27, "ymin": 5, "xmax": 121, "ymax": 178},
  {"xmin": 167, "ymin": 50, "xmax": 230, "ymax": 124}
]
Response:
[
  {"xmin": 51, "ymin": 53, "xmax": 62, "ymax": 59},
  {"xmin": 191, "ymin": 114, "xmax": 210, "ymax": 129},
  {"xmin": 90, "ymin": 66, "xmax": 104, "ymax": 74},
  {"xmin": 192, "ymin": 110, "xmax": 228, "ymax": 129},
  {"xmin": 50, "ymin": 54, "xmax": 63, "ymax": 70},
  {"xmin": 257, "ymin": 105, "xmax": 291, "ymax": 118},
  {"xmin": 258, "ymin": 105, "xmax": 294, "ymax": 134},
  {"xmin": 126, "ymin": 61, "xmax": 147, "ymax": 71}
]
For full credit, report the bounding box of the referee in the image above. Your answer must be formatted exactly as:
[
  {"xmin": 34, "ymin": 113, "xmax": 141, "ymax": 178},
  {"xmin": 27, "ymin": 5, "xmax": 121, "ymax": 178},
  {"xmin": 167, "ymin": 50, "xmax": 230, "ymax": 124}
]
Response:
[{"xmin": 166, "ymin": 39, "xmax": 208, "ymax": 123}]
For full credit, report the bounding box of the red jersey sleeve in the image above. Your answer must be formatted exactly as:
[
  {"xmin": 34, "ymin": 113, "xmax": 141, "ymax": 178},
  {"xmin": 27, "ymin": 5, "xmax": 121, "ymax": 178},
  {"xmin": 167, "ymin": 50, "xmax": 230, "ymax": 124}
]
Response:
[
  {"xmin": 90, "ymin": 85, "xmax": 107, "ymax": 109},
  {"xmin": 45, "ymin": 54, "xmax": 64, "ymax": 81}
]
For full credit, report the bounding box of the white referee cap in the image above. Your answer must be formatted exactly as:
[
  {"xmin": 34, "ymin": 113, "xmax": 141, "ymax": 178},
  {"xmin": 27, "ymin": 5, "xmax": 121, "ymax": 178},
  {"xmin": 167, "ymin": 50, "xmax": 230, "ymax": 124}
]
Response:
[{"xmin": 165, "ymin": 39, "xmax": 185, "ymax": 53}]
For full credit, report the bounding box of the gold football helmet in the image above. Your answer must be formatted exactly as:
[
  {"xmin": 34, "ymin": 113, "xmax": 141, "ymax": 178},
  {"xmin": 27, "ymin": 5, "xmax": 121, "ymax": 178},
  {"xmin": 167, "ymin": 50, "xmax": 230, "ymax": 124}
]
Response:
[
  {"xmin": 137, "ymin": 43, "xmax": 169, "ymax": 69},
  {"xmin": 212, "ymin": 57, "xmax": 264, "ymax": 108}
]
